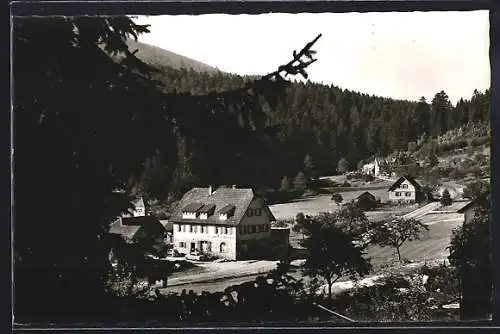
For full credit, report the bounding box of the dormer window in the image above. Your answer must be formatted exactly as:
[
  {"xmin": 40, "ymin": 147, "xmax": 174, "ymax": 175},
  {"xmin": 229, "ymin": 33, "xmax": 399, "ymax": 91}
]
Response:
[
  {"xmin": 182, "ymin": 202, "xmax": 204, "ymax": 219},
  {"xmin": 198, "ymin": 204, "xmax": 216, "ymax": 220},
  {"xmin": 218, "ymin": 204, "xmax": 236, "ymax": 220}
]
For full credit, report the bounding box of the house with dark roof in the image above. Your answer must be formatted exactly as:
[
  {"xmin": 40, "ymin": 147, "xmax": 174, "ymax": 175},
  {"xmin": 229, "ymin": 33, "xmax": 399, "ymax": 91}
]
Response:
[
  {"xmin": 457, "ymin": 192, "xmax": 491, "ymax": 225},
  {"xmin": 108, "ymin": 215, "xmax": 167, "ymax": 244},
  {"xmin": 387, "ymin": 175, "xmax": 423, "ymax": 204},
  {"xmin": 171, "ymin": 186, "xmax": 277, "ymax": 260}
]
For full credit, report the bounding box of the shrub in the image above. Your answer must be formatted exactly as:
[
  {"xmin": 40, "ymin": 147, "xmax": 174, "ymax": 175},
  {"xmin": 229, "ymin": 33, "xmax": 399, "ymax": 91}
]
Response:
[
  {"xmin": 363, "ymin": 174, "xmax": 375, "ymax": 182},
  {"xmin": 342, "ymin": 181, "xmax": 351, "ymax": 187}
]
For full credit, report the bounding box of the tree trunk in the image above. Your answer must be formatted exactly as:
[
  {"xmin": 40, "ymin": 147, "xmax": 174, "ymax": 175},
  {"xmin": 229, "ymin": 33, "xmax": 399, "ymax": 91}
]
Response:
[
  {"xmin": 396, "ymin": 247, "xmax": 402, "ymax": 263},
  {"xmin": 327, "ymin": 278, "xmax": 333, "ymax": 300}
]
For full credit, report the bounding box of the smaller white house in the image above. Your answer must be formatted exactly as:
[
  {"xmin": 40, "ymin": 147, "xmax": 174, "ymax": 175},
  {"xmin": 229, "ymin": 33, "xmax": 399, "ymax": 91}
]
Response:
[
  {"xmin": 122, "ymin": 197, "xmax": 146, "ymax": 218},
  {"xmin": 387, "ymin": 175, "xmax": 423, "ymax": 203},
  {"xmin": 362, "ymin": 157, "xmax": 387, "ymax": 177}
]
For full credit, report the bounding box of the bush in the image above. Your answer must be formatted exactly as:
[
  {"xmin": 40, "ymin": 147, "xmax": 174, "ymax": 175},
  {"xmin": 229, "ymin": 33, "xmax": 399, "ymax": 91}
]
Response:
[
  {"xmin": 342, "ymin": 181, "xmax": 351, "ymax": 187},
  {"xmin": 363, "ymin": 174, "xmax": 375, "ymax": 182}
]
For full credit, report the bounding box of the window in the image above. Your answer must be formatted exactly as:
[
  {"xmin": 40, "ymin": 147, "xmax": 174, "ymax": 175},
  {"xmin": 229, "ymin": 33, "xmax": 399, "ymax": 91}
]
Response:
[
  {"xmin": 395, "ymin": 192, "xmax": 401, "ymax": 197},
  {"xmin": 215, "ymin": 226, "xmax": 219, "ymax": 234},
  {"xmin": 203, "ymin": 226, "xmax": 208, "ymax": 233},
  {"xmin": 402, "ymin": 184, "xmax": 408, "ymax": 189},
  {"xmin": 177, "ymin": 224, "xmax": 181, "ymax": 232},
  {"xmin": 255, "ymin": 208, "xmax": 262, "ymax": 216},
  {"xmin": 405, "ymin": 192, "xmax": 411, "ymax": 197},
  {"xmin": 190, "ymin": 225, "xmax": 194, "ymax": 233},
  {"xmin": 228, "ymin": 227, "xmax": 233, "ymax": 235},
  {"xmin": 224, "ymin": 227, "xmax": 228, "ymax": 234},
  {"xmin": 179, "ymin": 242, "xmax": 186, "ymax": 248},
  {"xmin": 239, "ymin": 226, "xmax": 245, "ymax": 234},
  {"xmin": 220, "ymin": 242, "xmax": 226, "ymax": 253},
  {"xmin": 251, "ymin": 225, "xmax": 257, "ymax": 233},
  {"xmin": 181, "ymin": 225, "xmax": 186, "ymax": 232}
]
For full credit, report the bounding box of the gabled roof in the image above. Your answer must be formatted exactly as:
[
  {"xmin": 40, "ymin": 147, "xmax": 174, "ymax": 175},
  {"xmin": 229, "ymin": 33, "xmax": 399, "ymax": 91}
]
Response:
[
  {"xmin": 109, "ymin": 219, "xmax": 141, "ymax": 239},
  {"xmin": 109, "ymin": 216, "xmax": 166, "ymax": 240},
  {"xmin": 388, "ymin": 175, "xmax": 421, "ymax": 192},
  {"xmin": 356, "ymin": 191, "xmax": 376, "ymax": 200},
  {"xmin": 133, "ymin": 197, "xmax": 145, "ymax": 208},
  {"xmin": 457, "ymin": 191, "xmax": 491, "ymax": 213},
  {"xmin": 171, "ymin": 187, "xmax": 255, "ymax": 226}
]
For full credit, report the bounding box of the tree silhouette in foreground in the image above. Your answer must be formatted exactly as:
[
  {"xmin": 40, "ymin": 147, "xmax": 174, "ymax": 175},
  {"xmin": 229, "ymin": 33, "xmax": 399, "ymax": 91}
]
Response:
[
  {"xmin": 370, "ymin": 217, "xmax": 429, "ymax": 263},
  {"xmin": 13, "ymin": 16, "xmax": 321, "ymax": 319},
  {"xmin": 297, "ymin": 214, "xmax": 371, "ymax": 299}
]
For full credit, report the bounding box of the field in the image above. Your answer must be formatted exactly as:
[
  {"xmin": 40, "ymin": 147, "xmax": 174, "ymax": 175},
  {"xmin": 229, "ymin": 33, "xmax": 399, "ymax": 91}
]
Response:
[{"xmin": 269, "ymin": 175, "xmax": 393, "ymax": 220}]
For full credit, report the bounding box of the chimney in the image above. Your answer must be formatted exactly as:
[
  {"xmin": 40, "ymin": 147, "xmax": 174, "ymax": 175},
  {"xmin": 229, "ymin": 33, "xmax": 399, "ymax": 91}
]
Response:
[{"xmin": 208, "ymin": 186, "xmax": 213, "ymax": 195}]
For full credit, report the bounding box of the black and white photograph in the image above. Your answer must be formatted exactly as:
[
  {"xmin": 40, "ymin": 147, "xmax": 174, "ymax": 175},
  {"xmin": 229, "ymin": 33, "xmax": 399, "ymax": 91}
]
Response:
[{"xmin": 12, "ymin": 9, "xmax": 492, "ymax": 327}]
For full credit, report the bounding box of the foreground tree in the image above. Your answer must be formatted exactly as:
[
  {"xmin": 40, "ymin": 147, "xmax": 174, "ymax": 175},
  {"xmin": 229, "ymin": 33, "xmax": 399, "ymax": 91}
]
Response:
[
  {"xmin": 371, "ymin": 217, "xmax": 429, "ymax": 263},
  {"xmin": 448, "ymin": 192, "xmax": 491, "ymax": 320},
  {"xmin": 297, "ymin": 214, "xmax": 371, "ymax": 299},
  {"xmin": 14, "ymin": 16, "xmax": 321, "ymax": 319}
]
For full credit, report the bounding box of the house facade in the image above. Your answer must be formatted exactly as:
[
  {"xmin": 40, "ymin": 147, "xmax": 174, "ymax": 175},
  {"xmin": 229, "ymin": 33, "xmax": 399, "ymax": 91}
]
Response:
[
  {"xmin": 387, "ymin": 175, "xmax": 422, "ymax": 204},
  {"xmin": 171, "ymin": 186, "xmax": 277, "ymax": 261}
]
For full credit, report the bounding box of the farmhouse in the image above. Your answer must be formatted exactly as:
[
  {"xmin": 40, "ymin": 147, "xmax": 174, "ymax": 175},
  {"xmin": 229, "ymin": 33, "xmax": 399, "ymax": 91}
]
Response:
[
  {"xmin": 362, "ymin": 157, "xmax": 388, "ymax": 177},
  {"xmin": 387, "ymin": 175, "xmax": 423, "ymax": 204},
  {"xmin": 171, "ymin": 186, "xmax": 277, "ymax": 260},
  {"xmin": 108, "ymin": 215, "xmax": 167, "ymax": 244}
]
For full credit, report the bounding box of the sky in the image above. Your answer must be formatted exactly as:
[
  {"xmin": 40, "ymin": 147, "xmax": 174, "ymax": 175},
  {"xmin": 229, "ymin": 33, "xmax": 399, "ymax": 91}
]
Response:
[{"xmin": 133, "ymin": 11, "xmax": 490, "ymax": 105}]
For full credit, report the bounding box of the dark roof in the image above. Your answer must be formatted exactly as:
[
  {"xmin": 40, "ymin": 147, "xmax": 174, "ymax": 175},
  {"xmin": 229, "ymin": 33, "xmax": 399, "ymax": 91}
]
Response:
[
  {"xmin": 182, "ymin": 202, "xmax": 204, "ymax": 213},
  {"xmin": 109, "ymin": 216, "xmax": 166, "ymax": 240},
  {"xmin": 457, "ymin": 191, "xmax": 491, "ymax": 213},
  {"xmin": 171, "ymin": 187, "xmax": 255, "ymax": 226},
  {"xmin": 356, "ymin": 191, "xmax": 376, "ymax": 200},
  {"xmin": 388, "ymin": 175, "xmax": 421, "ymax": 192},
  {"xmin": 121, "ymin": 216, "xmax": 159, "ymax": 226}
]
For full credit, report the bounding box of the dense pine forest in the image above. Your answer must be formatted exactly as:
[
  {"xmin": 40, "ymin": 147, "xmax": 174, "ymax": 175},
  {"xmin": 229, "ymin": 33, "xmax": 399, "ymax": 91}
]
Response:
[{"xmin": 133, "ymin": 64, "xmax": 490, "ymax": 203}]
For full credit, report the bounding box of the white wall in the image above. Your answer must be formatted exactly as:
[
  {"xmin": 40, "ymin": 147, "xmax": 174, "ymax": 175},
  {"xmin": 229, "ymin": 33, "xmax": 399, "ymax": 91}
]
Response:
[{"xmin": 172, "ymin": 223, "xmax": 237, "ymax": 260}]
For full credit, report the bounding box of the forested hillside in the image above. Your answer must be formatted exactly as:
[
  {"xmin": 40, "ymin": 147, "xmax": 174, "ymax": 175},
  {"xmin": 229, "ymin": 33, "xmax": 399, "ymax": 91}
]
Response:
[{"xmin": 132, "ymin": 52, "xmax": 490, "ymax": 202}]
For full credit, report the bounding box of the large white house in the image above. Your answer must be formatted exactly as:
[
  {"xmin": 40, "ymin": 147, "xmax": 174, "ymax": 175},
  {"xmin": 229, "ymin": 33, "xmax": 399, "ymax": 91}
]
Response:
[{"xmin": 170, "ymin": 186, "xmax": 277, "ymax": 260}]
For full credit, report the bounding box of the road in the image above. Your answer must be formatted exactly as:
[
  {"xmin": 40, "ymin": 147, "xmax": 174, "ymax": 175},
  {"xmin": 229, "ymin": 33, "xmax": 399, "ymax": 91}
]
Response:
[{"xmin": 402, "ymin": 202, "xmax": 442, "ymax": 219}]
